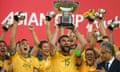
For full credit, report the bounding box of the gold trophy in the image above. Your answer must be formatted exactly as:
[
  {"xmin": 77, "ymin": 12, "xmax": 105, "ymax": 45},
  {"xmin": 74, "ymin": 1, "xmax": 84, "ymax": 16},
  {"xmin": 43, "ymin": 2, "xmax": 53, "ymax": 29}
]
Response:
[
  {"xmin": 54, "ymin": 0, "xmax": 79, "ymax": 29},
  {"xmin": 83, "ymin": 9, "xmax": 95, "ymax": 22}
]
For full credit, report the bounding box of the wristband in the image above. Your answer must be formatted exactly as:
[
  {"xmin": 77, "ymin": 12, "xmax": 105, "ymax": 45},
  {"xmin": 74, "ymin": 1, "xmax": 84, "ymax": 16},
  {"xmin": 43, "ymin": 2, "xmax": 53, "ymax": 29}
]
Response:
[{"xmin": 74, "ymin": 48, "xmax": 81, "ymax": 58}]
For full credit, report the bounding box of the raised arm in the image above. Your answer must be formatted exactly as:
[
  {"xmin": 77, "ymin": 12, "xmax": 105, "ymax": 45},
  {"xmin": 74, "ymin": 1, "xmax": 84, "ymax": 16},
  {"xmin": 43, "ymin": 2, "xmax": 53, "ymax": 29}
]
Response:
[
  {"xmin": 48, "ymin": 24, "xmax": 58, "ymax": 56},
  {"xmin": 99, "ymin": 19, "xmax": 107, "ymax": 36},
  {"xmin": 59, "ymin": 26, "xmax": 64, "ymax": 36},
  {"xmin": 28, "ymin": 25, "xmax": 40, "ymax": 56},
  {"xmin": 98, "ymin": 18, "xmax": 114, "ymax": 44},
  {"xmin": 73, "ymin": 28, "xmax": 87, "ymax": 53},
  {"xmin": 51, "ymin": 24, "xmax": 59, "ymax": 44},
  {"xmin": 108, "ymin": 30, "xmax": 114, "ymax": 44},
  {"xmin": 9, "ymin": 20, "xmax": 18, "ymax": 50},
  {"xmin": 8, "ymin": 63, "xmax": 13, "ymax": 72},
  {"xmin": 87, "ymin": 23, "xmax": 96, "ymax": 48},
  {"xmin": 45, "ymin": 21, "xmax": 52, "ymax": 41},
  {"xmin": 0, "ymin": 60, "xmax": 6, "ymax": 72},
  {"xmin": 0, "ymin": 29, "xmax": 6, "ymax": 40}
]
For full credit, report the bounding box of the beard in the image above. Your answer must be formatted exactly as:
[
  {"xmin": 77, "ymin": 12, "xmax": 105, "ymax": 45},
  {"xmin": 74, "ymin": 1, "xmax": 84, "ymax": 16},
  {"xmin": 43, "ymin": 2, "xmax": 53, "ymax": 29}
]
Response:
[{"xmin": 60, "ymin": 46, "xmax": 70, "ymax": 53}]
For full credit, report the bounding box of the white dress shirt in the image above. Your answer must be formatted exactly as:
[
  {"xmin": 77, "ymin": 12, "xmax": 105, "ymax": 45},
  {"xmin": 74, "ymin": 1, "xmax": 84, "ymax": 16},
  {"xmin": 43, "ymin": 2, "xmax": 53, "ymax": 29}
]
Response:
[{"xmin": 107, "ymin": 57, "xmax": 115, "ymax": 69}]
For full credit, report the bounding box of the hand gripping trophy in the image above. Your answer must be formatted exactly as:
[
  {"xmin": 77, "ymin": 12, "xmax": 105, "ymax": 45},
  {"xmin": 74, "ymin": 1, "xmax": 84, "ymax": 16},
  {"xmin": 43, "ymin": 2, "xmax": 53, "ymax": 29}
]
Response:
[
  {"xmin": 54, "ymin": 0, "xmax": 79, "ymax": 29},
  {"xmin": 95, "ymin": 9, "xmax": 106, "ymax": 20},
  {"xmin": 83, "ymin": 9, "xmax": 96, "ymax": 22},
  {"xmin": 108, "ymin": 16, "xmax": 120, "ymax": 31},
  {"xmin": 94, "ymin": 30, "xmax": 103, "ymax": 43},
  {"xmin": 3, "ymin": 11, "xmax": 25, "ymax": 31}
]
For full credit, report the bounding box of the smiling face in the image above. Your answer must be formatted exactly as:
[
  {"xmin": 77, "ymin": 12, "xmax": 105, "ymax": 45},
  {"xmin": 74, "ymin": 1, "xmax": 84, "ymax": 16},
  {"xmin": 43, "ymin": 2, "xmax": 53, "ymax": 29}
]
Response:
[
  {"xmin": 69, "ymin": 32, "xmax": 77, "ymax": 43},
  {"xmin": 85, "ymin": 49, "xmax": 96, "ymax": 65},
  {"xmin": 69, "ymin": 32, "xmax": 76, "ymax": 40},
  {"xmin": 68, "ymin": 32, "xmax": 78, "ymax": 49},
  {"xmin": 0, "ymin": 41, "xmax": 7, "ymax": 58},
  {"xmin": 59, "ymin": 36, "xmax": 71, "ymax": 53},
  {"xmin": 19, "ymin": 40, "xmax": 30, "ymax": 55},
  {"xmin": 100, "ymin": 47, "xmax": 112, "ymax": 61},
  {"xmin": 40, "ymin": 42, "xmax": 50, "ymax": 56}
]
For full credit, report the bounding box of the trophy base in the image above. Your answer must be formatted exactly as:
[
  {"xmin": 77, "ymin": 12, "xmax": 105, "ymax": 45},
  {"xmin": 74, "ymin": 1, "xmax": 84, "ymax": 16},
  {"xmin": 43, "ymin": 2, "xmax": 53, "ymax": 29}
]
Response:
[
  {"xmin": 97, "ymin": 39, "xmax": 103, "ymax": 43},
  {"xmin": 87, "ymin": 17, "xmax": 95, "ymax": 22},
  {"xmin": 57, "ymin": 23, "xmax": 74, "ymax": 29},
  {"xmin": 14, "ymin": 15, "xmax": 19, "ymax": 22},
  {"xmin": 108, "ymin": 25, "xmax": 114, "ymax": 31},
  {"xmin": 2, "ymin": 26, "xmax": 8, "ymax": 31},
  {"xmin": 99, "ymin": 17, "xmax": 103, "ymax": 20},
  {"xmin": 45, "ymin": 16, "xmax": 52, "ymax": 21},
  {"xmin": 96, "ymin": 16, "xmax": 103, "ymax": 20}
]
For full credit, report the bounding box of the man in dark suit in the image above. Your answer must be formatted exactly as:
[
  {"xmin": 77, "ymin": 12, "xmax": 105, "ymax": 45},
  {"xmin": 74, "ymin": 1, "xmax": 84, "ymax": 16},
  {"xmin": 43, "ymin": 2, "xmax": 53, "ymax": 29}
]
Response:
[{"xmin": 96, "ymin": 42, "xmax": 120, "ymax": 72}]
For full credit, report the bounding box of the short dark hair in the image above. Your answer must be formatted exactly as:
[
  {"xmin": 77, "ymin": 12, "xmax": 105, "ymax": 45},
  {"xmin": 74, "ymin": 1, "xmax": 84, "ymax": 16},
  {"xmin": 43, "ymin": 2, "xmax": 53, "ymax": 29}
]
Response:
[
  {"xmin": 21, "ymin": 39, "xmax": 28, "ymax": 42},
  {"xmin": 19, "ymin": 39, "xmax": 28, "ymax": 45},
  {"xmin": 58, "ymin": 35, "xmax": 69, "ymax": 43},
  {"xmin": 102, "ymin": 36, "xmax": 109, "ymax": 39},
  {"xmin": 38, "ymin": 40, "xmax": 48, "ymax": 48},
  {"xmin": 0, "ymin": 40, "xmax": 7, "ymax": 46},
  {"xmin": 16, "ymin": 41, "xmax": 20, "ymax": 45},
  {"xmin": 100, "ymin": 42, "xmax": 115, "ymax": 56}
]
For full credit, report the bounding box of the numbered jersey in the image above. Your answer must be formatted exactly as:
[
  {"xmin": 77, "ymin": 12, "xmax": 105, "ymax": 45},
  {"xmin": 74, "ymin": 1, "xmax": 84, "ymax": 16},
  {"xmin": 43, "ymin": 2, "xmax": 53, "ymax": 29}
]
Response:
[{"xmin": 51, "ymin": 51, "xmax": 79, "ymax": 72}]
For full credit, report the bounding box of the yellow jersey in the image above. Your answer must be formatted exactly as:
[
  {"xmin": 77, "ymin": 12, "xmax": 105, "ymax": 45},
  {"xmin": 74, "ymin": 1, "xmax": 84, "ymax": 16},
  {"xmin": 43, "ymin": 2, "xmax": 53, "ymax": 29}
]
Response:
[
  {"xmin": 114, "ymin": 44, "xmax": 119, "ymax": 53},
  {"xmin": 0, "ymin": 59, "xmax": 10, "ymax": 72},
  {"xmin": 38, "ymin": 56, "xmax": 51, "ymax": 72},
  {"xmin": 51, "ymin": 51, "xmax": 79, "ymax": 72},
  {"xmin": 11, "ymin": 52, "xmax": 39, "ymax": 72},
  {"xmin": 0, "ymin": 53, "xmax": 11, "ymax": 72},
  {"xmin": 78, "ymin": 56, "xmax": 96, "ymax": 72}
]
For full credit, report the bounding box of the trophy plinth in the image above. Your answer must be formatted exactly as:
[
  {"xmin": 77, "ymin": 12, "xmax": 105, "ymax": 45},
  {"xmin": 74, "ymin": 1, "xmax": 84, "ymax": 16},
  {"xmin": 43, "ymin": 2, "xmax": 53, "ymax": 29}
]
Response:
[{"xmin": 54, "ymin": 0, "xmax": 79, "ymax": 29}]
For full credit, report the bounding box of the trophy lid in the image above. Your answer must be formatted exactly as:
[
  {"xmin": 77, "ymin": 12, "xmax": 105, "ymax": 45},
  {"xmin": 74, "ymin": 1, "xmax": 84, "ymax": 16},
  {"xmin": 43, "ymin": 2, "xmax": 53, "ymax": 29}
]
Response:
[{"xmin": 54, "ymin": 0, "xmax": 79, "ymax": 13}]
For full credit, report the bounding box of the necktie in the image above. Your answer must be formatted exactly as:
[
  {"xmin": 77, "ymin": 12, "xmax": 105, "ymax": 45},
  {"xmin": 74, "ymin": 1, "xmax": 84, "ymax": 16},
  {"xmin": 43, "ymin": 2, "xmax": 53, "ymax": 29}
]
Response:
[{"xmin": 105, "ymin": 62, "xmax": 109, "ymax": 72}]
